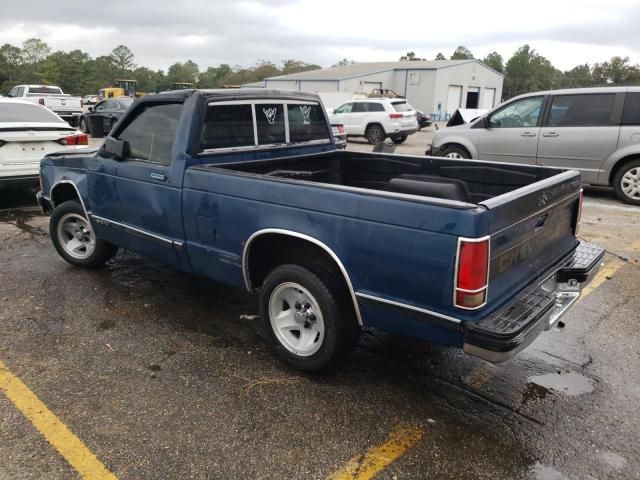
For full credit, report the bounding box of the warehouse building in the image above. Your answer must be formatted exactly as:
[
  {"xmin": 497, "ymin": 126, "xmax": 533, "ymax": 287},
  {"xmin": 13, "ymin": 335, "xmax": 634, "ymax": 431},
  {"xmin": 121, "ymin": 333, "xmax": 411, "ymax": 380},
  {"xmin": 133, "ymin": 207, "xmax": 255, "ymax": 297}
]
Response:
[{"xmin": 246, "ymin": 60, "xmax": 503, "ymax": 118}]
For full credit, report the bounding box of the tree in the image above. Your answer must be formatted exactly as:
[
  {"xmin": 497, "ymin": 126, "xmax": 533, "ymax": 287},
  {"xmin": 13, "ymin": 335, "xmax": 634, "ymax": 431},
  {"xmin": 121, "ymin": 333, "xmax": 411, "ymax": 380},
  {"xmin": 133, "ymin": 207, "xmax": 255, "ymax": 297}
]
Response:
[
  {"xmin": 560, "ymin": 64, "xmax": 594, "ymax": 88},
  {"xmin": 21, "ymin": 38, "xmax": 50, "ymax": 64},
  {"xmin": 399, "ymin": 51, "xmax": 425, "ymax": 61},
  {"xmin": 166, "ymin": 60, "xmax": 199, "ymax": 85},
  {"xmin": 503, "ymin": 44, "xmax": 560, "ymax": 98},
  {"xmin": 109, "ymin": 45, "xmax": 136, "ymax": 76},
  {"xmin": 435, "ymin": 52, "xmax": 446, "ymax": 60},
  {"xmin": 592, "ymin": 56, "xmax": 638, "ymax": 85},
  {"xmin": 333, "ymin": 58, "xmax": 355, "ymax": 67},
  {"xmin": 451, "ymin": 46, "xmax": 474, "ymax": 60},
  {"xmin": 281, "ymin": 59, "xmax": 320, "ymax": 74},
  {"xmin": 482, "ymin": 51, "xmax": 504, "ymax": 73}
]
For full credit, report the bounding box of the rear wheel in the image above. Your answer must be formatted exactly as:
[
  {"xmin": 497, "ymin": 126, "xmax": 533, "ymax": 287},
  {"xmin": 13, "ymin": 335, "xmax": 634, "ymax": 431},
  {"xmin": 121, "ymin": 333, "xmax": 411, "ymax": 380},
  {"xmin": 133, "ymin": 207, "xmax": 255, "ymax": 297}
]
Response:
[
  {"xmin": 50, "ymin": 200, "xmax": 118, "ymax": 268},
  {"xmin": 613, "ymin": 159, "xmax": 640, "ymax": 205},
  {"xmin": 365, "ymin": 124, "xmax": 385, "ymax": 144},
  {"xmin": 391, "ymin": 135, "xmax": 407, "ymax": 144},
  {"xmin": 260, "ymin": 264, "xmax": 360, "ymax": 372},
  {"xmin": 441, "ymin": 145, "xmax": 470, "ymax": 159},
  {"xmin": 79, "ymin": 117, "xmax": 88, "ymax": 134}
]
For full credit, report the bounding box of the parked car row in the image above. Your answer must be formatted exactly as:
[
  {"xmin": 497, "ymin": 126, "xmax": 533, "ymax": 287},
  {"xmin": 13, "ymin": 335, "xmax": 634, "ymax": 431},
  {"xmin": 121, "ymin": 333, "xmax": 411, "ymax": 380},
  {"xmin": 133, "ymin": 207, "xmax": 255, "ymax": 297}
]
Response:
[
  {"xmin": 6, "ymin": 85, "xmax": 83, "ymax": 126},
  {"xmin": 428, "ymin": 87, "xmax": 640, "ymax": 205}
]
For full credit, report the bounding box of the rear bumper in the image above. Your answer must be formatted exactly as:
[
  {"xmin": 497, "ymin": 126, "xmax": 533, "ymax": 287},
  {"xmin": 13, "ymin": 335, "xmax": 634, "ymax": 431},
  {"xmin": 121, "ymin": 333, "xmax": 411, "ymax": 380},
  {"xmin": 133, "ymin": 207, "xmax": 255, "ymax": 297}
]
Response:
[
  {"xmin": 0, "ymin": 174, "xmax": 39, "ymax": 186},
  {"xmin": 462, "ymin": 242, "xmax": 604, "ymax": 363}
]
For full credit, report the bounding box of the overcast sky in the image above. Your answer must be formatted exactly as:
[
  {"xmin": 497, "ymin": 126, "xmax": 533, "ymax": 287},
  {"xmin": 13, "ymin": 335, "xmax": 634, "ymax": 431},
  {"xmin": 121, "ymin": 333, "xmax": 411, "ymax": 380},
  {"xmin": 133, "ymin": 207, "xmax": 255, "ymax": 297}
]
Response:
[{"xmin": 1, "ymin": 0, "xmax": 639, "ymax": 71}]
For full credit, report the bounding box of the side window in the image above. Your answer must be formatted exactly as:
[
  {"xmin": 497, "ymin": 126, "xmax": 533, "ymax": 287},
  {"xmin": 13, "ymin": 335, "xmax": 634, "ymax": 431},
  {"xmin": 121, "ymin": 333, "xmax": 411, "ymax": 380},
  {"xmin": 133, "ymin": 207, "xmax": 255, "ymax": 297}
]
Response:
[
  {"xmin": 117, "ymin": 103, "xmax": 182, "ymax": 165},
  {"xmin": 16, "ymin": 87, "xmax": 24, "ymax": 97},
  {"xmin": 200, "ymin": 104, "xmax": 254, "ymax": 150},
  {"xmin": 547, "ymin": 94, "xmax": 615, "ymax": 127},
  {"xmin": 368, "ymin": 103, "xmax": 385, "ymax": 112},
  {"xmin": 622, "ymin": 92, "xmax": 640, "ymax": 126},
  {"xmin": 105, "ymin": 100, "xmax": 119, "ymax": 110},
  {"xmin": 256, "ymin": 103, "xmax": 285, "ymax": 144},
  {"xmin": 489, "ymin": 96, "xmax": 543, "ymax": 128},
  {"xmin": 94, "ymin": 101, "xmax": 106, "ymax": 112},
  {"xmin": 9, "ymin": 87, "xmax": 16, "ymax": 97},
  {"xmin": 334, "ymin": 103, "xmax": 353, "ymax": 114},
  {"xmin": 352, "ymin": 102, "xmax": 366, "ymax": 113},
  {"xmin": 287, "ymin": 103, "xmax": 329, "ymax": 143}
]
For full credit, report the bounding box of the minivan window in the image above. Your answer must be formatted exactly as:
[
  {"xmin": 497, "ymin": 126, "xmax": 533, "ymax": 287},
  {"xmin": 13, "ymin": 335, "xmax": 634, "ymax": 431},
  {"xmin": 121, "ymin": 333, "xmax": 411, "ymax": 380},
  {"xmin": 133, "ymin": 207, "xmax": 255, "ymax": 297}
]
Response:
[
  {"xmin": 489, "ymin": 96, "xmax": 543, "ymax": 128},
  {"xmin": 201, "ymin": 104, "xmax": 255, "ymax": 150},
  {"xmin": 547, "ymin": 94, "xmax": 615, "ymax": 127},
  {"xmin": 256, "ymin": 103, "xmax": 286, "ymax": 144},
  {"xmin": 287, "ymin": 103, "xmax": 329, "ymax": 143},
  {"xmin": 118, "ymin": 103, "xmax": 182, "ymax": 165},
  {"xmin": 622, "ymin": 92, "xmax": 640, "ymax": 125}
]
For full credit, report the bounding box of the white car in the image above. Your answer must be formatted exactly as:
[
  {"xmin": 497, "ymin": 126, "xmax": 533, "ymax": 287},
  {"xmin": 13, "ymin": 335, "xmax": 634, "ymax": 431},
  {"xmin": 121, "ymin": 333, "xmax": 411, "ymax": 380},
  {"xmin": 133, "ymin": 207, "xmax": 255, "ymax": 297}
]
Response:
[
  {"xmin": 0, "ymin": 99, "xmax": 88, "ymax": 186},
  {"xmin": 328, "ymin": 98, "xmax": 418, "ymax": 144},
  {"xmin": 7, "ymin": 85, "xmax": 83, "ymax": 127}
]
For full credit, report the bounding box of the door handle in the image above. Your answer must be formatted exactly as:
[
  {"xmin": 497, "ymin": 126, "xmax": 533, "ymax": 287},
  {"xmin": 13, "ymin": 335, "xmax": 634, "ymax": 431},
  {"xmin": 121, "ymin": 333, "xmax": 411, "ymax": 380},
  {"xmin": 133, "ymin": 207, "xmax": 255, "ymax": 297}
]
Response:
[
  {"xmin": 150, "ymin": 173, "xmax": 166, "ymax": 181},
  {"xmin": 543, "ymin": 132, "xmax": 559, "ymax": 137},
  {"xmin": 521, "ymin": 132, "xmax": 537, "ymax": 137}
]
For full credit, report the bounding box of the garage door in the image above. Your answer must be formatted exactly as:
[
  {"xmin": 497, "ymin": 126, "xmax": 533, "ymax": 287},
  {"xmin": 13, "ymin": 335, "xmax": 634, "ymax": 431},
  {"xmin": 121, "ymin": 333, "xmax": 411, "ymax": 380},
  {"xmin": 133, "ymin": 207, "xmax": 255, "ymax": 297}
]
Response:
[
  {"xmin": 446, "ymin": 86, "xmax": 462, "ymax": 115},
  {"xmin": 481, "ymin": 88, "xmax": 496, "ymax": 109}
]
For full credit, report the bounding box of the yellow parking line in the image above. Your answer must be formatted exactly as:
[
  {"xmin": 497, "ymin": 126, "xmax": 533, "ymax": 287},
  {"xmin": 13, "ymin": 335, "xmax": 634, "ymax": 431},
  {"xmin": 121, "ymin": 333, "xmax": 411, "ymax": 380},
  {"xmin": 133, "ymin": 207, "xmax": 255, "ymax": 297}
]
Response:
[
  {"xmin": 578, "ymin": 258, "xmax": 624, "ymax": 301},
  {"xmin": 328, "ymin": 424, "xmax": 424, "ymax": 480},
  {"xmin": 0, "ymin": 360, "xmax": 117, "ymax": 480}
]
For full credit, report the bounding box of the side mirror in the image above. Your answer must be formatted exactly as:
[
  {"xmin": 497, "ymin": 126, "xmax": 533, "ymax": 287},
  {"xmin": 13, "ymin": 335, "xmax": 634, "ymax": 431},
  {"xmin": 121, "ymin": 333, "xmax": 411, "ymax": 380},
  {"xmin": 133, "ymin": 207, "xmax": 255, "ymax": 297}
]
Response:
[
  {"xmin": 103, "ymin": 137, "xmax": 126, "ymax": 160},
  {"xmin": 88, "ymin": 106, "xmax": 94, "ymax": 112}
]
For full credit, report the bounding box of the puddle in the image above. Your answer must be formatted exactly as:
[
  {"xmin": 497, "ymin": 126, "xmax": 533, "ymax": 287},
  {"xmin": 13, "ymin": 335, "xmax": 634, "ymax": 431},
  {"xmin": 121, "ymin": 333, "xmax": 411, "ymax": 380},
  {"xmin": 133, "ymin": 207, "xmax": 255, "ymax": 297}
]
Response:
[
  {"xmin": 530, "ymin": 462, "xmax": 571, "ymax": 480},
  {"xmin": 527, "ymin": 372, "xmax": 594, "ymax": 396},
  {"xmin": 521, "ymin": 382, "xmax": 552, "ymax": 403}
]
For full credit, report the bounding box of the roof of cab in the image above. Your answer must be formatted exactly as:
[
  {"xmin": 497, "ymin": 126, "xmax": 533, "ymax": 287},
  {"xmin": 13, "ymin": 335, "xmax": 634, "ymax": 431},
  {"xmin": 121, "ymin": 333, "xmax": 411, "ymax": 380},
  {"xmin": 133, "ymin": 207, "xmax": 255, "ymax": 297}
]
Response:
[{"xmin": 150, "ymin": 88, "xmax": 322, "ymax": 102}]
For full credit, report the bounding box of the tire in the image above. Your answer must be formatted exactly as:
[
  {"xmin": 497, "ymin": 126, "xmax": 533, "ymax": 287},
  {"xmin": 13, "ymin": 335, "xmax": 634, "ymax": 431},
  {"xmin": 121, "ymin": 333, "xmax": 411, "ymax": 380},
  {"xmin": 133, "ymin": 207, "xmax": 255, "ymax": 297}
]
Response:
[
  {"xmin": 613, "ymin": 159, "xmax": 640, "ymax": 205},
  {"xmin": 79, "ymin": 117, "xmax": 88, "ymax": 134},
  {"xmin": 440, "ymin": 145, "xmax": 470, "ymax": 159},
  {"xmin": 365, "ymin": 124, "xmax": 385, "ymax": 144},
  {"xmin": 49, "ymin": 200, "xmax": 118, "ymax": 268},
  {"xmin": 391, "ymin": 135, "xmax": 407, "ymax": 144},
  {"xmin": 260, "ymin": 264, "xmax": 360, "ymax": 372}
]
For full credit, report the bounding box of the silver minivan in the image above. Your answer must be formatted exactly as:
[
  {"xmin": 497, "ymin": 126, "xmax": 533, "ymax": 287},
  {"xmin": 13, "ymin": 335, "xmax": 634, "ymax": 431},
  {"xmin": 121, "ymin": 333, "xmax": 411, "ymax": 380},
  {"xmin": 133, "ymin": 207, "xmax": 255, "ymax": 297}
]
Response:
[{"xmin": 428, "ymin": 87, "xmax": 640, "ymax": 205}]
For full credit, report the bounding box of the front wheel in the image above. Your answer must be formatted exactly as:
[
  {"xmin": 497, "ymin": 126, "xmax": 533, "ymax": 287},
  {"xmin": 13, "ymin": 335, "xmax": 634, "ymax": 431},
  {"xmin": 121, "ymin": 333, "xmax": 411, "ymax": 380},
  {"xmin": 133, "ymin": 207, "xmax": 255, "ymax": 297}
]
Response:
[
  {"xmin": 440, "ymin": 145, "xmax": 470, "ymax": 159},
  {"xmin": 365, "ymin": 125, "xmax": 385, "ymax": 144},
  {"xmin": 613, "ymin": 160, "xmax": 640, "ymax": 205},
  {"xmin": 49, "ymin": 200, "xmax": 118, "ymax": 268},
  {"xmin": 260, "ymin": 264, "xmax": 360, "ymax": 372}
]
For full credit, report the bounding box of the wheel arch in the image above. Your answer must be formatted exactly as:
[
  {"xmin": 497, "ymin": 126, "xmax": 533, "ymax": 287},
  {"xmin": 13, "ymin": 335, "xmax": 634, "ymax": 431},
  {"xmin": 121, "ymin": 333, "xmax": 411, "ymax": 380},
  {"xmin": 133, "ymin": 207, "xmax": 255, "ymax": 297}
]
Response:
[
  {"xmin": 50, "ymin": 180, "xmax": 89, "ymax": 217},
  {"xmin": 365, "ymin": 122, "xmax": 386, "ymax": 136},
  {"xmin": 243, "ymin": 229, "xmax": 363, "ymax": 325},
  {"xmin": 440, "ymin": 142, "xmax": 473, "ymax": 158},
  {"xmin": 608, "ymin": 154, "xmax": 640, "ymax": 185}
]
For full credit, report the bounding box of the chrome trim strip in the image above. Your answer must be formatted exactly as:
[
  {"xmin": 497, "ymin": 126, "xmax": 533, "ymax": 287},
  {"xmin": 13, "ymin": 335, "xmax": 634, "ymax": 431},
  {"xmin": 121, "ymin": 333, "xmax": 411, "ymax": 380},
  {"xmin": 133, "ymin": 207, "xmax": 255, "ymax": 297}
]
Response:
[
  {"xmin": 242, "ymin": 228, "xmax": 363, "ymax": 325},
  {"xmin": 355, "ymin": 292, "xmax": 461, "ymax": 324},
  {"xmin": 90, "ymin": 214, "xmax": 176, "ymax": 248},
  {"xmin": 453, "ymin": 234, "xmax": 491, "ymax": 310},
  {"xmin": 50, "ymin": 180, "xmax": 89, "ymax": 218},
  {"xmin": 251, "ymin": 104, "xmax": 258, "ymax": 146},
  {"xmin": 199, "ymin": 139, "xmax": 331, "ymax": 155}
]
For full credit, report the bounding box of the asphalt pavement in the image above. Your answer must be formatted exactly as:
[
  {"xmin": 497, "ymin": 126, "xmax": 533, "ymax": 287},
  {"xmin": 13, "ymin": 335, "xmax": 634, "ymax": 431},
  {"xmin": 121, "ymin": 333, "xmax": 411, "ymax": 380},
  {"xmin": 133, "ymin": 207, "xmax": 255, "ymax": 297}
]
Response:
[{"xmin": 0, "ymin": 134, "xmax": 639, "ymax": 479}]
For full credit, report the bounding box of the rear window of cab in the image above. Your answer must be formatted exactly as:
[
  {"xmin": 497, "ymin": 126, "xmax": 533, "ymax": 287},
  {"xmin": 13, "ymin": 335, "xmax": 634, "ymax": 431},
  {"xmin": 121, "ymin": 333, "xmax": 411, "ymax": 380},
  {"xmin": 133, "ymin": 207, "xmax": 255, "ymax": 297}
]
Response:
[{"xmin": 200, "ymin": 101, "xmax": 330, "ymax": 151}]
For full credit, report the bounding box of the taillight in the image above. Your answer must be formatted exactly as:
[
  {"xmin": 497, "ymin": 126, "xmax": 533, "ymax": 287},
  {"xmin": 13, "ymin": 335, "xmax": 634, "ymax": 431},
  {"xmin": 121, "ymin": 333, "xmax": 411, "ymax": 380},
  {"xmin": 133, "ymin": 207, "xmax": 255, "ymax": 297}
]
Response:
[
  {"xmin": 58, "ymin": 133, "xmax": 88, "ymax": 146},
  {"xmin": 389, "ymin": 113, "xmax": 403, "ymax": 119},
  {"xmin": 80, "ymin": 99, "xmax": 84, "ymax": 108},
  {"xmin": 576, "ymin": 189, "xmax": 584, "ymax": 233},
  {"xmin": 337, "ymin": 125, "xmax": 345, "ymax": 134},
  {"xmin": 38, "ymin": 98, "xmax": 45, "ymax": 106},
  {"xmin": 454, "ymin": 236, "xmax": 490, "ymax": 309}
]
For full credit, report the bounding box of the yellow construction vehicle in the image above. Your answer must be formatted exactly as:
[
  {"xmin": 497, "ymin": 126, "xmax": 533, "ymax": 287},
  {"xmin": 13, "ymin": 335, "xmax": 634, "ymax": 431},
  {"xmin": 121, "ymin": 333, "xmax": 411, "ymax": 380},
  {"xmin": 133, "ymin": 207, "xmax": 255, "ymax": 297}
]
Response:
[{"xmin": 98, "ymin": 79, "xmax": 145, "ymax": 99}]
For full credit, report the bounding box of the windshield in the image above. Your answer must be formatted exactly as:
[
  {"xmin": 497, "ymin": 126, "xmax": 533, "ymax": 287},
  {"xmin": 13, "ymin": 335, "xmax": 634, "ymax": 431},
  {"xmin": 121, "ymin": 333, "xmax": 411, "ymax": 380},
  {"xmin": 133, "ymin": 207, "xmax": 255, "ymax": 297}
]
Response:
[
  {"xmin": 26, "ymin": 86, "xmax": 63, "ymax": 95},
  {"xmin": 392, "ymin": 101, "xmax": 413, "ymax": 112},
  {"xmin": 0, "ymin": 102, "xmax": 66, "ymax": 123},
  {"xmin": 117, "ymin": 98, "xmax": 134, "ymax": 107}
]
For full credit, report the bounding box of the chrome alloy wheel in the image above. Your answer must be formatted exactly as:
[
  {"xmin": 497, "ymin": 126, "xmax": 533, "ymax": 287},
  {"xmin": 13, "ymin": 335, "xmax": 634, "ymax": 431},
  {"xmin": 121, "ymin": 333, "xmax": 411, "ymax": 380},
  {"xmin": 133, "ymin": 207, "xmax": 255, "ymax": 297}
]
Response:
[
  {"xmin": 444, "ymin": 152, "xmax": 464, "ymax": 159},
  {"xmin": 268, "ymin": 282, "xmax": 325, "ymax": 357},
  {"xmin": 621, "ymin": 167, "xmax": 640, "ymax": 200},
  {"xmin": 56, "ymin": 213, "xmax": 96, "ymax": 259}
]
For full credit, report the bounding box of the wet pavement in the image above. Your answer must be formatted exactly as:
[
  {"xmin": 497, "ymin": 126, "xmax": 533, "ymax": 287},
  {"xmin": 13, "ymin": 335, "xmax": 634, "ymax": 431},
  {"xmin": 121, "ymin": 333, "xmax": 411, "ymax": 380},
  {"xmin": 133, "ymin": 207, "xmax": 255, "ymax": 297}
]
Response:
[{"xmin": 0, "ymin": 180, "xmax": 639, "ymax": 479}]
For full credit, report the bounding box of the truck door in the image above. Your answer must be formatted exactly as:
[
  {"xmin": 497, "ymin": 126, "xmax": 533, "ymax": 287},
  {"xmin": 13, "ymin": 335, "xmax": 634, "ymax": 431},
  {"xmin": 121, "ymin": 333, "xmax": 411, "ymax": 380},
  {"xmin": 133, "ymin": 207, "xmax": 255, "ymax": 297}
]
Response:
[
  {"xmin": 87, "ymin": 100, "xmax": 186, "ymax": 268},
  {"xmin": 537, "ymin": 92, "xmax": 621, "ymax": 184},
  {"xmin": 477, "ymin": 95, "xmax": 544, "ymax": 165}
]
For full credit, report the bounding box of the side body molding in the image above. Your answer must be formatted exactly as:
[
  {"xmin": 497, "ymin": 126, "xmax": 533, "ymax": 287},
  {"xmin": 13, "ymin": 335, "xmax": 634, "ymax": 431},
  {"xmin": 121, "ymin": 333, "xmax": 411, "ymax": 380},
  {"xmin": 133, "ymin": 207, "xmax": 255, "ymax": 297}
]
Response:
[{"xmin": 242, "ymin": 228, "xmax": 363, "ymax": 325}]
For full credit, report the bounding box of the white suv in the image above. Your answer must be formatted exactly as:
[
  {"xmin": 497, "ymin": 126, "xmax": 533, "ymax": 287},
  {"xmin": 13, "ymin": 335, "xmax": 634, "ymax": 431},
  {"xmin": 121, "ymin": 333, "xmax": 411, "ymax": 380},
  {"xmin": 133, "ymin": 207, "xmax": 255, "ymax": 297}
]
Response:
[{"xmin": 329, "ymin": 98, "xmax": 418, "ymax": 144}]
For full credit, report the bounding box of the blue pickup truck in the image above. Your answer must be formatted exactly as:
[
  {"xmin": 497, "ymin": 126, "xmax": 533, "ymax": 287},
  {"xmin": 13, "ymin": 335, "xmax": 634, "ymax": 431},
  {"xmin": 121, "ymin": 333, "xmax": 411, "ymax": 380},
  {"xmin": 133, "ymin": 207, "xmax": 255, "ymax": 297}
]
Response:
[{"xmin": 37, "ymin": 89, "xmax": 603, "ymax": 371}]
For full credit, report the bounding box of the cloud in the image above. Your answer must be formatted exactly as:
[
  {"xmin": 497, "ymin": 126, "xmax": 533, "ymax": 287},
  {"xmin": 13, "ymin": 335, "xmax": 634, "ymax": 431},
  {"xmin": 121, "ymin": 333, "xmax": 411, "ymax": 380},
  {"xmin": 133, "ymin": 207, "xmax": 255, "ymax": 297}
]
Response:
[{"xmin": 0, "ymin": 0, "xmax": 639, "ymax": 71}]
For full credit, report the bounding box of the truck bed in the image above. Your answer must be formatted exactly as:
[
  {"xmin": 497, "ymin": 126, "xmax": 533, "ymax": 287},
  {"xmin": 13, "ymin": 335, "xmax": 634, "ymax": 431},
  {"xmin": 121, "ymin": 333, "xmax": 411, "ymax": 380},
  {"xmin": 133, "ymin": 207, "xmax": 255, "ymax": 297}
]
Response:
[{"xmin": 201, "ymin": 150, "xmax": 561, "ymax": 206}]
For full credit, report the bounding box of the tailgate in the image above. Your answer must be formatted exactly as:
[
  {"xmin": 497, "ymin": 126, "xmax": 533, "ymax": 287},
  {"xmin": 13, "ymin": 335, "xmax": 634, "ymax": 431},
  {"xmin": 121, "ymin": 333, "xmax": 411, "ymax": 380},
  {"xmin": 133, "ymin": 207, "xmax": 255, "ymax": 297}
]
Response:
[{"xmin": 480, "ymin": 170, "xmax": 582, "ymax": 310}]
